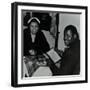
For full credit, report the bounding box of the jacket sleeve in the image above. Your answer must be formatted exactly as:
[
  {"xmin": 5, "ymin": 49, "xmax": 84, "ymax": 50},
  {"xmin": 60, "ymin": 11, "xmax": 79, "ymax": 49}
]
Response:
[
  {"xmin": 46, "ymin": 57, "xmax": 61, "ymax": 76},
  {"xmin": 58, "ymin": 50, "xmax": 80, "ymax": 75}
]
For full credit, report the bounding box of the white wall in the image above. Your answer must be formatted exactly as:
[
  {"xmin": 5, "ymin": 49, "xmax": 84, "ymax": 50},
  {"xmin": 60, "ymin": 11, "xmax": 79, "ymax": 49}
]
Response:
[
  {"xmin": 0, "ymin": 0, "xmax": 89, "ymax": 90},
  {"xmin": 58, "ymin": 13, "xmax": 80, "ymax": 50}
]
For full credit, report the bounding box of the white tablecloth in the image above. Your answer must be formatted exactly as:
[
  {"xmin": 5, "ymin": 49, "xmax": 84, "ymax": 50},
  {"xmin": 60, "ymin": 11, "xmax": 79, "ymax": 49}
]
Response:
[
  {"xmin": 33, "ymin": 66, "xmax": 52, "ymax": 76},
  {"xmin": 23, "ymin": 60, "xmax": 52, "ymax": 77}
]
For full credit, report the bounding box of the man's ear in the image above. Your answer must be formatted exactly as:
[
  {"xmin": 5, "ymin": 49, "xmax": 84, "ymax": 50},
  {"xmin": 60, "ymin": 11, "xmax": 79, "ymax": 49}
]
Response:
[{"xmin": 74, "ymin": 34, "xmax": 77, "ymax": 39}]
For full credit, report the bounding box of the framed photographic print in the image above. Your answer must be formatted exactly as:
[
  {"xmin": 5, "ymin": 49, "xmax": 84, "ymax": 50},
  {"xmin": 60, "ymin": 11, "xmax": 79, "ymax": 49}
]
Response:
[{"xmin": 11, "ymin": 2, "xmax": 88, "ymax": 87}]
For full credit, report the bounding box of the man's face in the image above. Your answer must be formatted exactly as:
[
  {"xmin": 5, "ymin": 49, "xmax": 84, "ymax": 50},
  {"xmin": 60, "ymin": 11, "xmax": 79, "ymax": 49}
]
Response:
[
  {"xmin": 64, "ymin": 30, "xmax": 74, "ymax": 46},
  {"xmin": 30, "ymin": 22, "xmax": 39, "ymax": 35}
]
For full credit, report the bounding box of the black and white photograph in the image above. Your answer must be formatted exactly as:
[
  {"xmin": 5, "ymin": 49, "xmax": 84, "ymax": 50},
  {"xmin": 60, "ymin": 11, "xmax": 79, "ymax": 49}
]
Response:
[
  {"xmin": 11, "ymin": 2, "xmax": 88, "ymax": 87},
  {"xmin": 22, "ymin": 11, "xmax": 80, "ymax": 77}
]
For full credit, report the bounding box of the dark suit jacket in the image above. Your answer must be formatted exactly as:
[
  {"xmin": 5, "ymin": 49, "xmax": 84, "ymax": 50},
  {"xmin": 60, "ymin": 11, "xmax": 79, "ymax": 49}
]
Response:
[
  {"xmin": 23, "ymin": 29, "xmax": 50, "ymax": 56},
  {"xmin": 49, "ymin": 40, "xmax": 80, "ymax": 75}
]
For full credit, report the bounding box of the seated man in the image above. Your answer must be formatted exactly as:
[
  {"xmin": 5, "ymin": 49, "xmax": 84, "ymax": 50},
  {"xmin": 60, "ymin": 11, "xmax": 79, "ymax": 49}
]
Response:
[{"xmin": 47, "ymin": 25, "xmax": 80, "ymax": 75}]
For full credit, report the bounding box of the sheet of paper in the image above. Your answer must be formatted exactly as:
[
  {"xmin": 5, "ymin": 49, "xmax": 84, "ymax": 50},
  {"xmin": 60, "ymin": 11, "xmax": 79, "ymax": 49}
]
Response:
[{"xmin": 47, "ymin": 49, "xmax": 61, "ymax": 63}]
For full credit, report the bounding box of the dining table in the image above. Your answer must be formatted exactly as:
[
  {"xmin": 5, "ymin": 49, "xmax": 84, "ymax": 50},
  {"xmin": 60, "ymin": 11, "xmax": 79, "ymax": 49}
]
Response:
[{"xmin": 23, "ymin": 55, "xmax": 53, "ymax": 77}]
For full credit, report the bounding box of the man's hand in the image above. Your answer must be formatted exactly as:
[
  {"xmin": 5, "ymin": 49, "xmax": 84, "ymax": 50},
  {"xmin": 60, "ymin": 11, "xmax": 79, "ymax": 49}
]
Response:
[{"xmin": 54, "ymin": 48, "xmax": 63, "ymax": 57}]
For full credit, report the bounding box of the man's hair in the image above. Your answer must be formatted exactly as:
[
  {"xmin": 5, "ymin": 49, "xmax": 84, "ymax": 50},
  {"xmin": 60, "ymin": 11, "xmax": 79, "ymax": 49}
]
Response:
[{"xmin": 64, "ymin": 25, "xmax": 79, "ymax": 40}]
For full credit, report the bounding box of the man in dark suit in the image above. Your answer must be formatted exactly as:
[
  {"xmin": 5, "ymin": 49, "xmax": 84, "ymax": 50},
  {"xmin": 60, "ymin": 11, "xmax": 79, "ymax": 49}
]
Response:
[{"xmin": 47, "ymin": 25, "xmax": 80, "ymax": 75}]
